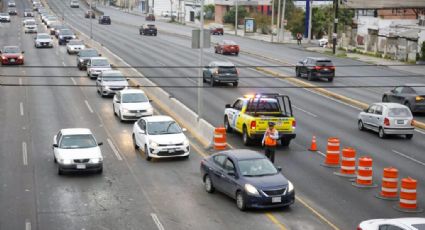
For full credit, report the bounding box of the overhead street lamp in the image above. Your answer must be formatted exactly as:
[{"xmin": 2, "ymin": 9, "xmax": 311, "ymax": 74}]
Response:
[{"xmin": 197, "ymin": 0, "xmax": 205, "ymax": 120}]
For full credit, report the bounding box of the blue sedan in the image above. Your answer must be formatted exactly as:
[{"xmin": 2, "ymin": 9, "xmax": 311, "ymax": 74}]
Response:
[{"xmin": 200, "ymin": 149, "xmax": 295, "ymax": 211}]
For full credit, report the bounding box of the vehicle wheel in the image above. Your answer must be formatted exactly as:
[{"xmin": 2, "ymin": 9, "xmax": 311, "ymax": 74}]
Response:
[
  {"xmin": 307, "ymin": 71, "xmax": 313, "ymax": 81},
  {"xmin": 67, "ymin": 50, "xmax": 70, "ymax": 54},
  {"xmin": 113, "ymin": 104, "xmax": 117, "ymax": 116},
  {"xmin": 382, "ymin": 95, "xmax": 388, "ymax": 102},
  {"xmin": 53, "ymin": 155, "xmax": 57, "ymax": 163},
  {"xmin": 204, "ymin": 175, "xmax": 215, "ymax": 193},
  {"xmin": 210, "ymin": 76, "xmax": 216, "ymax": 87},
  {"xmin": 295, "ymin": 69, "xmax": 300, "ymax": 77},
  {"xmin": 406, "ymin": 134, "xmax": 413, "ymax": 140},
  {"xmin": 132, "ymin": 134, "xmax": 139, "ymax": 149},
  {"xmin": 235, "ymin": 52, "xmax": 239, "ymax": 56},
  {"xmin": 327, "ymin": 77, "xmax": 334, "ymax": 82},
  {"xmin": 378, "ymin": 127, "xmax": 386, "ymax": 139},
  {"xmin": 281, "ymin": 138, "xmax": 291, "ymax": 147},
  {"xmin": 404, "ymin": 101, "xmax": 412, "ymax": 111},
  {"xmin": 97, "ymin": 167, "xmax": 103, "ymax": 174},
  {"xmin": 236, "ymin": 191, "xmax": 246, "ymax": 211},
  {"xmin": 358, "ymin": 120, "xmax": 365, "ymax": 131},
  {"xmin": 57, "ymin": 165, "xmax": 63, "ymax": 175},
  {"xmin": 144, "ymin": 145, "xmax": 152, "ymax": 161},
  {"xmin": 233, "ymin": 82, "xmax": 238, "ymax": 87},
  {"xmin": 214, "ymin": 48, "xmax": 218, "ymax": 54},
  {"xmin": 242, "ymin": 126, "xmax": 252, "ymax": 146},
  {"xmin": 224, "ymin": 116, "xmax": 233, "ymax": 132},
  {"xmin": 154, "ymin": 33, "xmax": 157, "ymax": 36},
  {"xmin": 202, "ymin": 74, "xmax": 207, "ymax": 83}
]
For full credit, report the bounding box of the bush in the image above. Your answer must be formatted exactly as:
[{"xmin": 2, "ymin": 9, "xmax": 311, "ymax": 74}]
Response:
[
  {"xmin": 254, "ymin": 14, "xmax": 270, "ymax": 34},
  {"xmin": 204, "ymin": 4, "xmax": 215, "ymax": 20},
  {"xmin": 419, "ymin": 42, "xmax": 425, "ymax": 61},
  {"xmin": 223, "ymin": 7, "xmax": 248, "ymax": 25}
]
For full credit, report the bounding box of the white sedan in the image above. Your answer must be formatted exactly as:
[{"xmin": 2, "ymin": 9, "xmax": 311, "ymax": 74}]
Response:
[
  {"xmin": 66, "ymin": 39, "xmax": 86, "ymax": 54},
  {"xmin": 34, "ymin": 33, "xmax": 53, "ymax": 48},
  {"xmin": 113, "ymin": 89, "xmax": 153, "ymax": 121},
  {"xmin": 53, "ymin": 128, "xmax": 103, "ymax": 175},
  {"xmin": 132, "ymin": 115, "xmax": 190, "ymax": 161},
  {"xmin": 358, "ymin": 217, "xmax": 425, "ymax": 230}
]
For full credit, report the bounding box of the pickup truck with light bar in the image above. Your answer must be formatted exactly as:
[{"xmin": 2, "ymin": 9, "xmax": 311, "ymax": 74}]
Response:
[{"xmin": 224, "ymin": 93, "xmax": 296, "ymax": 146}]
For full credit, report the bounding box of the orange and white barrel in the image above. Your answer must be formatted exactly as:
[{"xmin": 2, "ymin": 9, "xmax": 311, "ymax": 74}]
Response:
[
  {"xmin": 213, "ymin": 127, "xmax": 227, "ymax": 150},
  {"xmin": 339, "ymin": 147, "xmax": 356, "ymax": 175},
  {"xmin": 379, "ymin": 167, "xmax": 399, "ymax": 199},
  {"xmin": 399, "ymin": 177, "xmax": 418, "ymax": 209},
  {"xmin": 356, "ymin": 156, "xmax": 373, "ymax": 185},
  {"xmin": 323, "ymin": 137, "xmax": 340, "ymax": 167}
]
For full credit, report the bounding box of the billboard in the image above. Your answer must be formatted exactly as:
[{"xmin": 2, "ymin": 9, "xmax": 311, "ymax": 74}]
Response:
[{"xmin": 341, "ymin": 0, "xmax": 425, "ymax": 9}]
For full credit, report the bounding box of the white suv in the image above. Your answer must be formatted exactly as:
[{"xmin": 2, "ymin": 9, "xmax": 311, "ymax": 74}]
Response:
[
  {"xmin": 86, "ymin": 57, "xmax": 112, "ymax": 79},
  {"xmin": 96, "ymin": 70, "xmax": 128, "ymax": 97},
  {"xmin": 132, "ymin": 116, "xmax": 190, "ymax": 161},
  {"xmin": 113, "ymin": 89, "xmax": 153, "ymax": 121},
  {"xmin": 53, "ymin": 128, "xmax": 103, "ymax": 175}
]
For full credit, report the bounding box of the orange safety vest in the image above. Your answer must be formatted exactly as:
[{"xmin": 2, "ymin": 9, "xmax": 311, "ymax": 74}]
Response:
[{"xmin": 264, "ymin": 129, "xmax": 277, "ymax": 146}]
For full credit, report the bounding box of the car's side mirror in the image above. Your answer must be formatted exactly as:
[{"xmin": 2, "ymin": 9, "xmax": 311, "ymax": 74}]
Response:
[
  {"xmin": 391, "ymin": 89, "xmax": 396, "ymax": 93},
  {"xmin": 276, "ymin": 166, "xmax": 282, "ymax": 172},
  {"xmin": 204, "ymin": 66, "xmax": 209, "ymax": 69},
  {"xmin": 182, "ymin": 128, "xmax": 187, "ymax": 132},
  {"xmin": 227, "ymin": 171, "xmax": 236, "ymax": 177},
  {"xmin": 298, "ymin": 61, "xmax": 303, "ymax": 64},
  {"xmin": 52, "ymin": 144, "xmax": 58, "ymax": 148},
  {"xmin": 98, "ymin": 142, "xmax": 103, "ymax": 146},
  {"xmin": 225, "ymin": 104, "xmax": 231, "ymax": 108}
]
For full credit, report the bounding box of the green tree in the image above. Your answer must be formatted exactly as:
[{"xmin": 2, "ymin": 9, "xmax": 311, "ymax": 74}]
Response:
[
  {"xmin": 204, "ymin": 4, "xmax": 215, "ymax": 20},
  {"xmin": 286, "ymin": 7, "xmax": 305, "ymax": 37},
  {"xmin": 254, "ymin": 14, "xmax": 271, "ymax": 34},
  {"xmin": 419, "ymin": 42, "xmax": 425, "ymax": 61},
  {"xmin": 223, "ymin": 6, "xmax": 248, "ymax": 25}
]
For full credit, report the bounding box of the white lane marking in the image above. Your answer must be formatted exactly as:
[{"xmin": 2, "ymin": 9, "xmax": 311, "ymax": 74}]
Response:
[
  {"xmin": 317, "ymin": 150, "xmax": 326, "ymax": 157},
  {"xmin": 156, "ymin": 61, "xmax": 166, "ymax": 66},
  {"xmin": 22, "ymin": 142, "xmax": 28, "ymax": 166},
  {"xmin": 70, "ymin": 77, "xmax": 77, "ymax": 85},
  {"xmin": 107, "ymin": 138, "xmax": 122, "ymax": 161},
  {"xmin": 19, "ymin": 78, "xmax": 23, "ymax": 85},
  {"xmin": 20, "ymin": 102, "xmax": 24, "ymax": 116},
  {"xmin": 84, "ymin": 100, "xmax": 94, "ymax": 113},
  {"xmin": 293, "ymin": 105, "xmax": 317, "ymax": 117},
  {"xmin": 415, "ymin": 129, "xmax": 425, "ymax": 135},
  {"xmin": 151, "ymin": 213, "xmax": 165, "ymax": 230},
  {"xmin": 62, "ymin": 61, "xmax": 66, "ymax": 66},
  {"xmin": 186, "ymin": 77, "xmax": 196, "ymax": 84},
  {"xmin": 392, "ymin": 150, "xmax": 425, "ymax": 167},
  {"xmin": 25, "ymin": 219, "xmax": 31, "ymax": 230}
]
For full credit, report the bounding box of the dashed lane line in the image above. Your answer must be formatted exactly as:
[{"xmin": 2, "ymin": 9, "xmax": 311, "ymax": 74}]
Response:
[
  {"xmin": 265, "ymin": 213, "xmax": 288, "ymax": 230},
  {"xmin": 151, "ymin": 213, "xmax": 165, "ymax": 230},
  {"xmin": 70, "ymin": 77, "xmax": 77, "ymax": 85},
  {"xmin": 293, "ymin": 105, "xmax": 318, "ymax": 118},
  {"xmin": 296, "ymin": 197, "xmax": 340, "ymax": 230},
  {"xmin": 19, "ymin": 78, "xmax": 23, "ymax": 86},
  {"xmin": 22, "ymin": 142, "xmax": 28, "ymax": 166},
  {"xmin": 84, "ymin": 100, "xmax": 94, "ymax": 113},
  {"xmin": 25, "ymin": 219, "xmax": 31, "ymax": 230},
  {"xmin": 20, "ymin": 102, "xmax": 24, "ymax": 116},
  {"xmin": 107, "ymin": 138, "xmax": 123, "ymax": 161},
  {"xmin": 392, "ymin": 150, "xmax": 425, "ymax": 167}
]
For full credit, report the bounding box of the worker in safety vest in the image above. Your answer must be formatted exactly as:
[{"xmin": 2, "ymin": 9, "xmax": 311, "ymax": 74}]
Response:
[{"xmin": 262, "ymin": 122, "xmax": 279, "ymax": 163}]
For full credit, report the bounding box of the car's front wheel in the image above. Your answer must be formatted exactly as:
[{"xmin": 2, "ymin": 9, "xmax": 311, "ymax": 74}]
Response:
[
  {"xmin": 406, "ymin": 134, "xmax": 413, "ymax": 140},
  {"xmin": 236, "ymin": 191, "xmax": 247, "ymax": 211},
  {"xmin": 224, "ymin": 116, "xmax": 232, "ymax": 132},
  {"xmin": 57, "ymin": 165, "xmax": 63, "ymax": 175},
  {"xmin": 358, "ymin": 120, "xmax": 365, "ymax": 131},
  {"xmin": 144, "ymin": 145, "xmax": 152, "ymax": 161},
  {"xmin": 132, "ymin": 134, "xmax": 139, "ymax": 149},
  {"xmin": 204, "ymin": 175, "xmax": 215, "ymax": 193},
  {"xmin": 382, "ymin": 95, "xmax": 388, "ymax": 102},
  {"xmin": 378, "ymin": 127, "xmax": 386, "ymax": 139},
  {"xmin": 242, "ymin": 126, "xmax": 252, "ymax": 146},
  {"xmin": 233, "ymin": 82, "xmax": 238, "ymax": 87}
]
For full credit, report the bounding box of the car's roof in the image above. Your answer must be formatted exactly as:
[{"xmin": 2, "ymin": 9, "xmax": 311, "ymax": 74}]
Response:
[
  {"xmin": 120, "ymin": 89, "xmax": 146, "ymax": 94},
  {"xmin": 143, "ymin": 115, "xmax": 173, "ymax": 122},
  {"xmin": 90, "ymin": 57, "xmax": 108, "ymax": 60},
  {"xmin": 80, "ymin": 48, "xmax": 97, "ymax": 52},
  {"xmin": 60, "ymin": 128, "xmax": 93, "ymax": 135},
  {"xmin": 211, "ymin": 61, "xmax": 235, "ymax": 67},
  {"xmin": 3, "ymin": 45, "xmax": 20, "ymax": 49},
  {"xmin": 403, "ymin": 83, "xmax": 425, "ymax": 87},
  {"xmin": 36, "ymin": 33, "xmax": 49, "ymax": 36},
  {"xmin": 102, "ymin": 70, "xmax": 122, "ymax": 75},
  {"xmin": 373, "ymin": 102, "xmax": 410, "ymax": 109},
  {"xmin": 371, "ymin": 218, "xmax": 425, "ymax": 227},
  {"xmin": 217, "ymin": 149, "xmax": 265, "ymax": 160},
  {"xmin": 307, "ymin": 57, "xmax": 332, "ymax": 61}
]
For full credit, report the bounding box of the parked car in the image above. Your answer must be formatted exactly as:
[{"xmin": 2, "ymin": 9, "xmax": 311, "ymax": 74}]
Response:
[
  {"xmin": 203, "ymin": 61, "xmax": 239, "ymax": 87},
  {"xmin": 382, "ymin": 84, "xmax": 425, "ymax": 113},
  {"xmin": 86, "ymin": 57, "xmax": 112, "ymax": 79},
  {"xmin": 66, "ymin": 39, "xmax": 85, "ymax": 54},
  {"xmin": 0, "ymin": 13, "xmax": 11, "ymax": 22},
  {"xmin": 33, "ymin": 3, "xmax": 42, "ymax": 11},
  {"xmin": 318, "ymin": 37, "xmax": 328, "ymax": 47},
  {"xmin": 24, "ymin": 9, "xmax": 34, "ymax": 17},
  {"xmin": 98, "ymin": 15, "xmax": 111, "ymax": 24},
  {"xmin": 214, "ymin": 40, "xmax": 239, "ymax": 56},
  {"xmin": 200, "ymin": 149, "xmax": 295, "ymax": 211},
  {"xmin": 132, "ymin": 115, "xmax": 189, "ymax": 161},
  {"xmin": 358, "ymin": 102, "xmax": 414, "ymax": 139},
  {"xmin": 209, "ymin": 24, "xmax": 224, "ymax": 35},
  {"xmin": 161, "ymin": 11, "xmax": 176, "ymax": 17},
  {"xmin": 96, "ymin": 70, "xmax": 128, "ymax": 97},
  {"xmin": 145, "ymin": 13, "xmax": 155, "ymax": 21},
  {"xmin": 84, "ymin": 10, "xmax": 95, "ymax": 18},
  {"xmin": 34, "ymin": 33, "xmax": 53, "ymax": 48},
  {"xmin": 70, "ymin": 0, "xmax": 79, "ymax": 8},
  {"xmin": 139, "ymin": 24, "xmax": 157, "ymax": 36},
  {"xmin": 1, "ymin": 46, "xmax": 24, "ymax": 65},
  {"xmin": 76, "ymin": 48, "xmax": 100, "ymax": 70},
  {"xmin": 58, "ymin": 29, "xmax": 76, "ymax": 45},
  {"xmin": 8, "ymin": 8, "xmax": 18, "ymax": 15},
  {"xmin": 52, "ymin": 128, "xmax": 103, "ymax": 175},
  {"xmin": 24, "ymin": 20, "xmax": 37, "ymax": 33},
  {"xmin": 358, "ymin": 217, "xmax": 425, "ymax": 230},
  {"xmin": 295, "ymin": 57, "xmax": 335, "ymax": 82},
  {"xmin": 8, "ymin": 1, "xmax": 16, "ymax": 7},
  {"xmin": 113, "ymin": 89, "xmax": 154, "ymax": 121}
]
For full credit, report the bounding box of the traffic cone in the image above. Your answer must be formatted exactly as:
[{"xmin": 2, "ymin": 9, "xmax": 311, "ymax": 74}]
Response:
[{"xmin": 308, "ymin": 136, "xmax": 317, "ymax": 151}]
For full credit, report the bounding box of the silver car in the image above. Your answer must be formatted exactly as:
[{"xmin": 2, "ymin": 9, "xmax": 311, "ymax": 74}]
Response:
[
  {"xmin": 382, "ymin": 84, "xmax": 425, "ymax": 113},
  {"xmin": 358, "ymin": 103, "xmax": 414, "ymax": 139}
]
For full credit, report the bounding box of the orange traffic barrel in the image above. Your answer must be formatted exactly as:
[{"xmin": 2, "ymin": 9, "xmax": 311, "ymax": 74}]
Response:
[
  {"xmin": 321, "ymin": 137, "xmax": 340, "ymax": 168},
  {"xmin": 376, "ymin": 167, "xmax": 398, "ymax": 200},
  {"xmin": 214, "ymin": 127, "xmax": 227, "ymax": 150},
  {"xmin": 394, "ymin": 177, "xmax": 423, "ymax": 213},
  {"xmin": 352, "ymin": 156, "xmax": 377, "ymax": 188},
  {"xmin": 334, "ymin": 147, "xmax": 356, "ymax": 178}
]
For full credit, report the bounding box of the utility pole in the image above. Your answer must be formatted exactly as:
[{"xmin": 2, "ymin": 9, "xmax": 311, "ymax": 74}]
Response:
[
  {"xmin": 90, "ymin": 0, "xmax": 93, "ymax": 40},
  {"xmin": 332, "ymin": 0, "xmax": 339, "ymax": 54},
  {"xmin": 234, "ymin": 0, "xmax": 238, "ymax": 36},
  {"xmin": 307, "ymin": 0, "xmax": 312, "ymax": 43},
  {"xmin": 280, "ymin": 0, "xmax": 286, "ymax": 42},
  {"xmin": 197, "ymin": 0, "xmax": 204, "ymax": 121},
  {"xmin": 276, "ymin": 0, "xmax": 281, "ymax": 42},
  {"xmin": 270, "ymin": 0, "xmax": 274, "ymax": 42}
]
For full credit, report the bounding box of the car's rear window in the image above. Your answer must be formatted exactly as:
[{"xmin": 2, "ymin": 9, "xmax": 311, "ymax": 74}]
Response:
[
  {"xmin": 147, "ymin": 25, "xmax": 156, "ymax": 28},
  {"xmin": 218, "ymin": 66, "xmax": 237, "ymax": 74},
  {"xmin": 316, "ymin": 60, "xmax": 333, "ymax": 66},
  {"xmin": 79, "ymin": 50, "xmax": 98, "ymax": 57},
  {"xmin": 246, "ymin": 99, "xmax": 280, "ymax": 113},
  {"xmin": 224, "ymin": 40, "xmax": 236, "ymax": 45},
  {"xmin": 388, "ymin": 108, "xmax": 412, "ymax": 117}
]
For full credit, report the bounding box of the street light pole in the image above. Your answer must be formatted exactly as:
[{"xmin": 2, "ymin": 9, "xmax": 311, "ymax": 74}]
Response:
[
  {"xmin": 270, "ymin": 0, "xmax": 274, "ymax": 42},
  {"xmin": 234, "ymin": 0, "xmax": 238, "ymax": 36},
  {"xmin": 332, "ymin": 0, "xmax": 339, "ymax": 54},
  {"xmin": 90, "ymin": 0, "xmax": 93, "ymax": 40},
  {"xmin": 280, "ymin": 0, "xmax": 286, "ymax": 42},
  {"xmin": 197, "ymin": 0, "xmax": 204, "ymax": 121},
  {"xmin": 307, "ymin": 0, "xmax": 312, "ymax": 43},
  {"xmin": 276, "ymin": 0, "xmax": 281, "ymax": 42}
]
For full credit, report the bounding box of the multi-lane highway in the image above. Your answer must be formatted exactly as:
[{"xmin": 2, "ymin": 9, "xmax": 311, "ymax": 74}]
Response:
[{"xmin": 1, "ymin": 0, "xmax": 424, "ymax": 229}]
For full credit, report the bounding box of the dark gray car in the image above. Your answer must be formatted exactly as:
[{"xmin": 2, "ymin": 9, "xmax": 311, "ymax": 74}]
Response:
[
  {"xmin": 382, "ymin": 84, "xmax": 425, "ymax": 113},
  {"xmin": 76, "ymin": 48, "xmax": 100, "ymax": 70},
  {"xmin": 203, "ymin": 61, "xmax": 239, "ymax": 87},
  {"xmin": 295, "ymin": 57, "xmax": 335, "ymax": 82}
]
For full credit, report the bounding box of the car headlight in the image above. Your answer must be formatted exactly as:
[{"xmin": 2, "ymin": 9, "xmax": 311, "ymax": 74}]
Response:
[
  {"xmin": 147, "ymin": 107, "xmax": 154, "ymax": 113},
  {"xmin": 90, "ymin": 158, "xmax": 103, "ymax": 163},
  {"xmin": 59, "ymin": 159, "xmax": 72, "ymax": 165},
  {"xmin": 122, "ymin": 108, "xmax": 129, "ymax": 113},
  {"xmin": 288, "ymin": 181, "xmax": 294, "ymax": 192},
  {"xmin": 149, "ymin": 140, "xmax": 158, "ymax": 148},
  {"xmin": 183, "ymin": 139, "xmax": 189, "ymax": 146},
  {"xmin": 244, "ymin": 184, "xmax": 259, "ymax": 196},
  {"xmin": 103, "ymin": 86, "xmax": 110, "ymax": 90}
]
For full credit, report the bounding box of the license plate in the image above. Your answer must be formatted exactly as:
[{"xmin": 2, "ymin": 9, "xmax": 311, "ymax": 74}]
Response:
[
  {"xmin": 323, "ymin": 68, "xmax": 329, "ymax": 71},
  {"xmin": 10, "ymin": 59, "xmax": 15, "ymax": 62},
  {"xmin": 397, "ymin": 120, "xmax": 404, "ymax": 124},
  {"xmin": 136, "ymin": 112, "xmax": 142, "ymax": 116},
  {"xmin": 272, "ymin": 197, "xmax": 281, "ymax": 203},
  {"xmin": 168, "ymin": 149, "xmax": 175, "ymax": 153},
  {"xmin": 76, "ymin": 164, "xmax": 86, "ymax": 169}
]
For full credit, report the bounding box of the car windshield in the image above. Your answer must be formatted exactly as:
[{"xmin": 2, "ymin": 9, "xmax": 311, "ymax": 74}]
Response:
[
  {"xmin": 218, "ymin": 66, "xmax": 237, "ymax": 74},
  {"xmin": 316, "ymin": 60, "xmax": 333, "ymax": 66},
  {"xmin": 246, "ymin": 98, "xmax": 281, "ymax": 113},
  {"xmin": 122, "ymin": 93, "xmax": 148, "ymax": 103},
  {"xmin": 91, "ymin": 59, "xmax": 109, "ymax": 66},
  {"xmin": 238, "ymin": 158, "xmax": 278, "ymax": 177},
  {"xmin": 3, "ymin": 47, "xmax": 20, "ymax": 53},
  {"xmin": 37, "ymin": 34, "xmax": 50, "ymax": 39},
  {"xmin": 412, "ymin": 224, "xmax": 425, "ymax": 230},
  {"xmin": 79, "ymin": 50, "xmax": 98, "ymax": 57},
  {"xmin": 388, "ymin": 108, "xmax": 412, "ymax": 117},
  {"xmin": 102, "ymin": 16, "xmax": 110, "ymax": 19},
  {"xmin": 103, "ymin": 74, "xmax": 124, "ymax": 81},
  {"xmin": 26, "ymin": 21, "xmax": 36, "ymax": 25},
  {"xmin": 47, "ymin": 17, "xmax": 57, "ymax": 20},
  {"xmin": 0, "ymin": 13, "xmax": 8, "ymax": 16},
  {"xmin": 69, "ymin": 40, "xmax": 83, "ymax": 45},
  {"xmin": 147, "ymin": 121, "xmax": 181, "ymax": 135},
  {"xmin": 59, "ymin": 134, "xmax": 97, "ymax": 149},
  {"xmin": 60, "ymin": 30, "xmax": 73, "ymax": 35},
  {"xmin": 224, "ymin": 40, "xmax": 236, "ymax": 45},
  {"xmin": 411, "ymin": 87, "xmax": 425, "ymax": 94}
]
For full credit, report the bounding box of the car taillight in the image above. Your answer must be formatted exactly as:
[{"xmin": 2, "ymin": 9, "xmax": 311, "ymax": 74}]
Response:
[
  {"xmin": 18, "ymin": 55, "xmax": 23, "ymax": 59},
  {"xmin": 313, "ymin": 66, "xmax": 321, "ymax": 70},
  {"xmin": 356, "ymin": 227, "xmax": 362, "ymax": 230},
  {"xmin": 416, "ymin": 96, "xmax": 424, "ymax": 101},
  {"xmin": 250, "ymin": 121, "xmax": 256, "ymax": 130},
  {"xmin": 329, "ymin": 66, "xmax": 336, "ymax": 70},
  {"xmin": 236, "ymin": 68, "xmax": 240, "ymax": 75},
  {"xmin": 384, "ymin": 117, "xmax": 390, "ymax": 126},
  {"xmin": 292, "ymin": 120, "xmax": 296, "ymax": 128}
]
